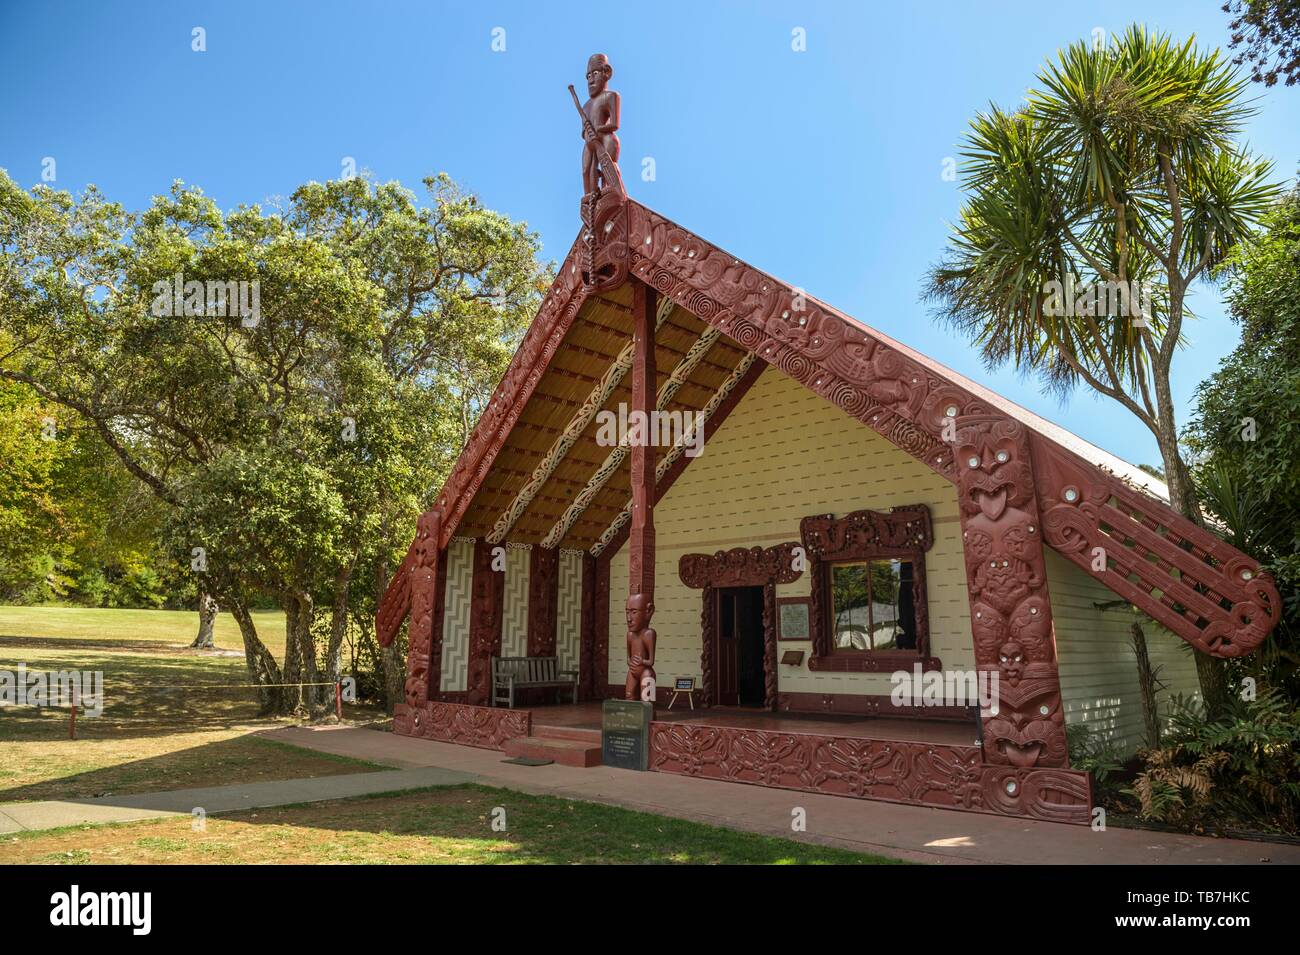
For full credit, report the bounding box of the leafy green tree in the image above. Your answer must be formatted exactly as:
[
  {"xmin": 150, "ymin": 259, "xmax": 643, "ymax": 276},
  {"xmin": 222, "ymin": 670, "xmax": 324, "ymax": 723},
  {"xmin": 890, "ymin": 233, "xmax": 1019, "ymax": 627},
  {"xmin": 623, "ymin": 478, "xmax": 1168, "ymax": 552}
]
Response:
[
  {"xmin": 1187, "ymin": 183, "xmax": 1300, "ymax": 699},
  {"xmin": 924, "ymin": 26, "xmax": 1282, "ymax": 710},
  {"xmin": 1224, "ymin": 0, "xmax": 1300, "ymax": 86},
  {"xmin": 0, "ymin": 170, "xmax": 546, "ymax": 714}
]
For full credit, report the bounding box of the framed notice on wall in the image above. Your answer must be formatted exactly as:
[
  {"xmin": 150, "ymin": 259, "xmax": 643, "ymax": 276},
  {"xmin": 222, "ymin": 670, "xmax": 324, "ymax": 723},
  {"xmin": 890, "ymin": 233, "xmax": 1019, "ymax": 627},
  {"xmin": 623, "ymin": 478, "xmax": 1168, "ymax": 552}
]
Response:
[{"xmin": 777, "ymin": 597, "xmax": 811, "ymax": 641}]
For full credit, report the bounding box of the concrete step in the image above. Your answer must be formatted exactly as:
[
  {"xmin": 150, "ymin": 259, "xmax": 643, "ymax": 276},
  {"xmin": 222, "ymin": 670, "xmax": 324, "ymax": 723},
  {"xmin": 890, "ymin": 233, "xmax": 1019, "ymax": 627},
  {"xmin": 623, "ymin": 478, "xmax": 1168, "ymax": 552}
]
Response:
[
  {"xmin": 503, "ymin": 736, "xmax": 602, "ymax": 768},
  {"xmin": 531, "ymin": 724, "xmax": 602, "ymax": 745}
]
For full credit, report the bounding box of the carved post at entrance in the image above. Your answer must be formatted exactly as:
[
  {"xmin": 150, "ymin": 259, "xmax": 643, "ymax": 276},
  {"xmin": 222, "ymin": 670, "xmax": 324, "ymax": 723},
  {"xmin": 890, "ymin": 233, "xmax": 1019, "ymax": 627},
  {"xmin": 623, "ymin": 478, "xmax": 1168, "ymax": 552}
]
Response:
[
  {"xmin": 625, "ymin": 280, "xmax": 657, "ymax": 700},
  {"xmin": 467, "ymin": 538, "xmax": 504, "ymax": 707},
  {"xmin": 954, "ymin": 414, "xmax": 1069, "ymax": 768},
  {"xmin": 403, "ymin": 509, "xmax": 442, "ymax": 707}
]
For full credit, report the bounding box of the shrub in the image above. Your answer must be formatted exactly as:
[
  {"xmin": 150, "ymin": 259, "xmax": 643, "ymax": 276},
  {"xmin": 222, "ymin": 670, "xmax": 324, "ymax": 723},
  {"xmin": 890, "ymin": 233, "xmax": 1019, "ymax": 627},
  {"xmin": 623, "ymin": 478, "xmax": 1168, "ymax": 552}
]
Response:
[{"xmin": 1126, "ymin": 689, "xmax": 1300, "ymax": 833}]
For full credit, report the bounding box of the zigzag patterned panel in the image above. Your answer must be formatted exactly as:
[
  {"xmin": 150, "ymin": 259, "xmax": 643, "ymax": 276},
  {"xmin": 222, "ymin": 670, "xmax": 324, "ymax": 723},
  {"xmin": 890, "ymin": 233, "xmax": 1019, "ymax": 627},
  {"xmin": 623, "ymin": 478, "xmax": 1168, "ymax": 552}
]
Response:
[
  {"xmin": 500, "ymin": 545, "xmax": 531, "ymax": 658},
  {"xmin": 556, "ymin": 550, "xmax": 584, "ymax": 673},
  {"xmin": 440, "ymin": 538, "xmax": 474, "ymax": 692}
]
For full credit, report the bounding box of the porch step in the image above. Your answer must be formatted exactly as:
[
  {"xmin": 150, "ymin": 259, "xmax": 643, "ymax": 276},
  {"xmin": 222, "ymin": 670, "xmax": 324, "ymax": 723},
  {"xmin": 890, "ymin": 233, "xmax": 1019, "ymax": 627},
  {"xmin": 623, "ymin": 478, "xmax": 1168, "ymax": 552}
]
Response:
[
  {"xmin": 532, "ymin": 724, "xmax": 602, "ymax": 745},
  {"xmin": 502, "ymin": 736, "xmax": 602, "ymax": 768}
]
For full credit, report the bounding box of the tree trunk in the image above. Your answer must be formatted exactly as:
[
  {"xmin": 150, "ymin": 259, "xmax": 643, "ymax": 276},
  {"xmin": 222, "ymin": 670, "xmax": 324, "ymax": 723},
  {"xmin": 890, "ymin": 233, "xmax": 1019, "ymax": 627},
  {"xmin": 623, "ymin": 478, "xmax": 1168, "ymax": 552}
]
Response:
[
  {"xmin": 1130, "ymin": 621, "xmax": 1162, "ymax": 748},
  {"xmin": 190, "ymin": 590, "xmax": 217, "ymax": 649},
  {"xmin": 229, "ymin": 599, "xmax": 285, "ymax": 714},
  {"xmin": 1151, "ymin": 387, "xmax": 1230, "ymax": 717},
  {"xmin": 326, "ymin": 564, "xmax": 353, "ymax": 721}
]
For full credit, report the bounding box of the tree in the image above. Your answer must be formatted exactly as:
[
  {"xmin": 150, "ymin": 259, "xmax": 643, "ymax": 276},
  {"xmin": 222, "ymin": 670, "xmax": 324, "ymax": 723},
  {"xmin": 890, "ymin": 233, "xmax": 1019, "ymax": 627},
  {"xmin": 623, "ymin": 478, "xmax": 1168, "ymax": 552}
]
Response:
[
  {"xmin": 923, "ymin": 26, "xmax": 1282, "ymax": 708},
  {"xmin": 0, "ymin": 170, "xmax": 546, "ymax": 714},
  {"xmin": 1186, "ymin": 183, "xmax": 1300, "ymax": 700},
  {"xmin": 1224, "ymin": 0, "xmax": 1300, "ymax": 86}
]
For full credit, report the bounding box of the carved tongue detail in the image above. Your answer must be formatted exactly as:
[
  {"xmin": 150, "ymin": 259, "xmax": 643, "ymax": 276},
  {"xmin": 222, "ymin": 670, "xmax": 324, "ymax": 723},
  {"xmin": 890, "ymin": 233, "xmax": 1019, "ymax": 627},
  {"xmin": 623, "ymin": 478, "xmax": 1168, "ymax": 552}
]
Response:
[{"xmin": 975, "ymin": 487, "xmax": 1008, "ymax": 521}]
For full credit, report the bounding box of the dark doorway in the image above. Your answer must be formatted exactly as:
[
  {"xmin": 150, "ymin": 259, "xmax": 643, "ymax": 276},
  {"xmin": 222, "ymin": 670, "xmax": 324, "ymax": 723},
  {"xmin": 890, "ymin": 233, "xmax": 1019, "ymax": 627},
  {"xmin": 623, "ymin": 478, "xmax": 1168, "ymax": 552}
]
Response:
[{"xmin": 714, "ymin": 586, "xmax": 766, "ymax": 707}]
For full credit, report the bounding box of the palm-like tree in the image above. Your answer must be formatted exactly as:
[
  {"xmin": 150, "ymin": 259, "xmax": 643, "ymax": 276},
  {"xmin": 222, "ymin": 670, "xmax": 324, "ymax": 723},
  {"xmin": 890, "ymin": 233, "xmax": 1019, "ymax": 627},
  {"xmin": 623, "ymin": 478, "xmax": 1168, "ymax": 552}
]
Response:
[{"xmin": 926, "ymin": 25, "xmax": 1280, "ymax": 523}]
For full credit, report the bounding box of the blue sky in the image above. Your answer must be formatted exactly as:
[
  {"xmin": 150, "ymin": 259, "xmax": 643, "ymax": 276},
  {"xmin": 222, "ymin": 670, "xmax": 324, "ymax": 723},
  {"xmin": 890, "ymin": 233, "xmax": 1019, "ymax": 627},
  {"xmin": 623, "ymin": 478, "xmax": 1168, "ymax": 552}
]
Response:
[{"xmin": 2, "ymin": 0, "xmax": 1296, "ymax": 467}]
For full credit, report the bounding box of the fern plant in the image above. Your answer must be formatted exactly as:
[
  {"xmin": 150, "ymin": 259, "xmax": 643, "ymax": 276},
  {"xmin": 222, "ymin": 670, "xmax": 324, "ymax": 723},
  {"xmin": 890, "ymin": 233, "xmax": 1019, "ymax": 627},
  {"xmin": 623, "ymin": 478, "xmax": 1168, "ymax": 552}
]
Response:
[{"xmin": 1126, "ymin": 689, "xmax": 1300, "ymax": 833}]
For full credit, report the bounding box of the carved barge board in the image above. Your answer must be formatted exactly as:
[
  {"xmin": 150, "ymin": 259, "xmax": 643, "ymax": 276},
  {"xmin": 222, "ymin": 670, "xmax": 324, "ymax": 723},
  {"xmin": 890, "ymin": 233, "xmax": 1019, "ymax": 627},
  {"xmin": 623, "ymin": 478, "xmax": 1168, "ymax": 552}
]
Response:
[
  {"xmin": 623, "ymin": 199, "xmax": 1280, "ymax": 659},
  {"xmin": 394, "ymin": 701, "xmax": 531, "ymax": 751},
  {"xmin": 649, "ymin": 721, "xmax": 1093, "ymax": 825}
]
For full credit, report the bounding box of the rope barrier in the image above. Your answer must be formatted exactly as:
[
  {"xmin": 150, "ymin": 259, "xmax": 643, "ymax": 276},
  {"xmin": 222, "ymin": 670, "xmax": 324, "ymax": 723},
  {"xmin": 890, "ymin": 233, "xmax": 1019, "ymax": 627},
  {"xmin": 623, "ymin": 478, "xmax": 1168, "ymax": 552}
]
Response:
[{"xmin": 47, "ymin": 680, "xmax": 346, "ymax": 738}]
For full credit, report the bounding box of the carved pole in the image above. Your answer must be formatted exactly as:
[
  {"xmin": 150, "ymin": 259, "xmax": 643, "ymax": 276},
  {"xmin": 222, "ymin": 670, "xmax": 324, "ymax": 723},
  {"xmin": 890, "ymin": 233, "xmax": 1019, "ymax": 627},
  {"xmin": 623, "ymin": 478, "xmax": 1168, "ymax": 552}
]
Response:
[
  {"xmin": 403, "ymin": 509, "xmax": 442, "ymax": 708},
  {"xmin": 954, "ymin": 415, "xmax": 1069, "ymax": 768},
  {"xmin": 625, "ymin": 280, "xmax": 658, "ymax": 700}
]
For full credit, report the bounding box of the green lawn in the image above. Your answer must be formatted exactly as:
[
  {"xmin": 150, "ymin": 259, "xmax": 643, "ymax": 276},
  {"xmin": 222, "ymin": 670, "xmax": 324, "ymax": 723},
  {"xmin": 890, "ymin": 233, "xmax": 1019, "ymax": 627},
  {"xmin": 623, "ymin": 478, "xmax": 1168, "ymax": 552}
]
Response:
[
  {"xmin": 0, "ymin": 606, "xmax": 380, "ymax": 801},
  {"xmin": 0, "ymin": 605, "xmax": 286, "ymax": 656},
  {"xmin": 6, "ymin": 784, "xmax": 903, "ymax": 864}
]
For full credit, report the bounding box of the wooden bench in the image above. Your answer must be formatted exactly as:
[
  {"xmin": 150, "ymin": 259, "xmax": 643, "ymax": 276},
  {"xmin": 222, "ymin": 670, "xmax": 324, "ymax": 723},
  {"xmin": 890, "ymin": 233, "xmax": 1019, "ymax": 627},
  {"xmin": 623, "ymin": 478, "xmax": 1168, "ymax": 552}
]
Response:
[{"xmin": 491, "ymin": 655, "xmax": 580, "ymax": 709}]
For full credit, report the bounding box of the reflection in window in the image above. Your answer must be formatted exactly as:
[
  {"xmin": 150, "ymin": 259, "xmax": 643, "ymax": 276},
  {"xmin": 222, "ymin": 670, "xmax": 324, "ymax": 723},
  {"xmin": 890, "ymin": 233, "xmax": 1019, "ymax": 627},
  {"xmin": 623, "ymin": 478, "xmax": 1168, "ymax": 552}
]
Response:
[{"xmin": 830, "ymin": 559, "xmax": 917, "ymax": 651}]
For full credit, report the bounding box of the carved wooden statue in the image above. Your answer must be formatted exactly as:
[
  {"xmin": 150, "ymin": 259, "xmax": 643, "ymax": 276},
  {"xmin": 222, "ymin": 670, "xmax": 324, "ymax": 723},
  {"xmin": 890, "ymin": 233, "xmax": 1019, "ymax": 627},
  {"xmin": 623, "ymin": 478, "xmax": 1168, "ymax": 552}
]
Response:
[
  {"xmin": 624, "ymin": 592, "xmax": 657, "ymax": 701},
  {"xmin": 570, "ymin": 53, "xmax": 628, "ymax": 288}
]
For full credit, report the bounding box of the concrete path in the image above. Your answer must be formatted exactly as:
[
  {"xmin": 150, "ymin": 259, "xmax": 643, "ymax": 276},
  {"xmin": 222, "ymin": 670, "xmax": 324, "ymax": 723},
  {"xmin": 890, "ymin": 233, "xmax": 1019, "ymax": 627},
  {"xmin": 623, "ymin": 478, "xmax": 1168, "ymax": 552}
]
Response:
[
  {"xmin": 0, "ymin": 766, "xmax": 473, "ymax": 835},
  {"xmin": 266, "ymin": 724, "xmax": 1300, "ymax": 866}
]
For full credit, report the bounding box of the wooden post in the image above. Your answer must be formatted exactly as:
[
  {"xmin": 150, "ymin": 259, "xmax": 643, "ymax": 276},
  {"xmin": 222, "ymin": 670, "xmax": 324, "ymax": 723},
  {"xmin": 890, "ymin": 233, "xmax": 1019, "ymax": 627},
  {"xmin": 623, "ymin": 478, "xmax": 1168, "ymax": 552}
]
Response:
[
  {"xmin": 335, "ymin": 681, "xmax": 343, "ymax": 721},
  {"xmin": 624, "ymin": 280, "xmax": 658, "ymax": 700},
  {"xmin": 69, "ymin": 684, "xmax": 77, "ymax": 740}
]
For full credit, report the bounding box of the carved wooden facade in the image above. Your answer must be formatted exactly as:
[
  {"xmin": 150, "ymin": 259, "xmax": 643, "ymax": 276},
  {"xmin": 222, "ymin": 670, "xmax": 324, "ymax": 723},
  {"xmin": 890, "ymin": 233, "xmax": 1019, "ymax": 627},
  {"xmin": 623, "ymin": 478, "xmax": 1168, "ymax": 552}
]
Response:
[
  {"xmin": 800, "ymin": 505, "xmax": 937, "ymax": 671},
  {"xmin": 678, "ymin": 543, "xmax": 802, "ymax": 709}
]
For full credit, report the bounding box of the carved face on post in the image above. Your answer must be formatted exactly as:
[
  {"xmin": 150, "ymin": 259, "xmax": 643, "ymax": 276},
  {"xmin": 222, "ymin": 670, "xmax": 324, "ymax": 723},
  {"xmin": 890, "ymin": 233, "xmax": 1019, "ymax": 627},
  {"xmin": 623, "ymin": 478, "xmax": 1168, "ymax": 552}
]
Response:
[
  {"xmin": 955, "ymin": 416, "xmax": 1031, "ymax": 520},
  {"xmin": 586, "ymin": 53, "xmax": 612, "ymax": 97},
  {"xmin": 626, "ymin": 592, "xmax": 653, "ymax": 631}
]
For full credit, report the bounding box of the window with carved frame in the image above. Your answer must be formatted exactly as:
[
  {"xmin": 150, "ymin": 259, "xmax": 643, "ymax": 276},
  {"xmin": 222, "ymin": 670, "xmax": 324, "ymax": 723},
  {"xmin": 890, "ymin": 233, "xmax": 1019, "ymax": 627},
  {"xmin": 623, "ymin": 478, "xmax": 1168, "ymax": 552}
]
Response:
[{"xmin": 800, "ymin": 506, "xmax": 937, "ymax": 673}]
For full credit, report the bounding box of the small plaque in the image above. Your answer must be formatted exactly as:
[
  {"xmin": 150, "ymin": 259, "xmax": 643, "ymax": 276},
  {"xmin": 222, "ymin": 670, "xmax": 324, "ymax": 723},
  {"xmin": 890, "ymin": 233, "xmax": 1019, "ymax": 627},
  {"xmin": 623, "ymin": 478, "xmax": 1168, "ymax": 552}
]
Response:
[
  {"xmin": 674, "ymin": 677, "xmax": 695, "ymax": 691},
  {"xmin": 602, "ymin": 699, "xmax": 652, "ymax": 771},
  {"xmin": 781, "ymin": 650, "xmax": 805, "ymax": 666},
  {"xmin": 778, "ymin": 597, "xmax": 811, "ymax": 640}
]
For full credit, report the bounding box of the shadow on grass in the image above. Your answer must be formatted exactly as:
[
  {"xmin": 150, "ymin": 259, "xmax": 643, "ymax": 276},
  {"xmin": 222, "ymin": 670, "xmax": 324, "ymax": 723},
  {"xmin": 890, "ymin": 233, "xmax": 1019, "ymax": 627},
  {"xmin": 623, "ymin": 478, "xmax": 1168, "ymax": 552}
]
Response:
[{"xmin": 11, "ymin": 783, "xmax": 903, "ymax": 865}]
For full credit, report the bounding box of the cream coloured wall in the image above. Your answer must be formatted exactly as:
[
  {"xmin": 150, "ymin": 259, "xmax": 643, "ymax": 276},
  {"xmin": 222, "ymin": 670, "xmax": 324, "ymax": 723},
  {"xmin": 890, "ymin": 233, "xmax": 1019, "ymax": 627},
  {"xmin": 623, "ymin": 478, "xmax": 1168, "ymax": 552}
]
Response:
[
  {"xmin": 1049, "ymin": 549, "xmax": 1201, "ymax": 755},
  {"xmin": 604, "ymin": 365, "xmax": 974, "ymax": 696}
]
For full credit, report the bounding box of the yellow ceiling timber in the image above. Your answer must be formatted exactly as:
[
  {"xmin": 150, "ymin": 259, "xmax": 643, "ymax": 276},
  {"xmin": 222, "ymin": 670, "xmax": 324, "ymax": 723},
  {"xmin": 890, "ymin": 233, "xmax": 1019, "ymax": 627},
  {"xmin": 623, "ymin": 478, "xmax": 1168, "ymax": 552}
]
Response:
[
  {"xmin": 540, "ymin": 324, "xmax": 723, "ymax": 549},
  {"xmin": 485, "ymin": 295, "xmax": 675, "ymax": 545},
  {"xmin": 590, "ymin": 352, "xmax": 757, "ymax": 555}
]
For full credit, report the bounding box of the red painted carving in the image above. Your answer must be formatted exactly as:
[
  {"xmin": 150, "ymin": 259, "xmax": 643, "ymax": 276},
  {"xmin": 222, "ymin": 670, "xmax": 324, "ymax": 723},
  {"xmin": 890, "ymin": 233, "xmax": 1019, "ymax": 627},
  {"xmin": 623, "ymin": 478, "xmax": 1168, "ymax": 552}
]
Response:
[
  {"xmin": 625, "ymin": 280, "xmax": 657, "ymax": 701},
  {"xmin": 528, "ymin": 546, "xmax": 559, "ymax": 657},
  {"xmin": 699, "ymin": 583, "xmax": 715, "ymax": 708},
  {"xmin": 955, "ymin": 414, "xmax": 1067, "ymax": 769},
  {"xmin": 800, "ymin": 506, "xmax": 934, "ymax": 663},
  {"xmin": 1032, "ymin": 438, "xmax": 1282, "ymax": 657},
  {"xmin": 579, "ymin": 552, "xmax": 597, "ymax": 700},
  {"xmin": 466, "ymin": 539, "xmax": 504, "ymax": 707},
  {"xmin": 624, "ymin": 199, "xmax": 1279, "ymax": 658},
  {"xmin": 678, "ymin": 543, "xmax": 803, "ymax": 589},
  {"xmin": 649, "ymin": 721, "xmax": 1092, "ymax": 825},
  {"xmin": 572, "ymin": 53, "xmax": 628, "ymax": 291},
  {"xmin": 393, "ymin": 510, "xmax": 442, "ymax": 708},
  {"xmin": 593, "ymin": 552, "xmax": 611, "ymax": 699},
  {"xmin": 394, "ymin": 701, "xmax": 530, "ymax": 751},
  {"xmin": 596, "ymin": 358, "xmax": 765, "ymax": 560},
  {"xmin": 762, "ymin": 583, "xmax": 778, "ymax": 710},
  {"xmin": 678, "ymin": 543, "xmax": 800, "ymax": 711}
]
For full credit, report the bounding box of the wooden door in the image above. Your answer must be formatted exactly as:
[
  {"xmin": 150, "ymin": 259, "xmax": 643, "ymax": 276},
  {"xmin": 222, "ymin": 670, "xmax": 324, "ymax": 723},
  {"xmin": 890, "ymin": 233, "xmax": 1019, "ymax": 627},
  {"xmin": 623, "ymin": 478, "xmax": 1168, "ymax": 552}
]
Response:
[{"xmin": 714, "ymin": 589, "xmax": 740, "ymax": 706}]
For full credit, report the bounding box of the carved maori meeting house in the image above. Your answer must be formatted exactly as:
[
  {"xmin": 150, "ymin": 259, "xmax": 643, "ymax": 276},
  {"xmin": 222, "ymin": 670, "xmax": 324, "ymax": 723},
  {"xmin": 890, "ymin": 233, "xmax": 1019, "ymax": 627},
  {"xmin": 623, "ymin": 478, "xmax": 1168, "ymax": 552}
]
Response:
[{"xmin": 375, "ymin": 55, "xmax": 1282, "ymax": 825}]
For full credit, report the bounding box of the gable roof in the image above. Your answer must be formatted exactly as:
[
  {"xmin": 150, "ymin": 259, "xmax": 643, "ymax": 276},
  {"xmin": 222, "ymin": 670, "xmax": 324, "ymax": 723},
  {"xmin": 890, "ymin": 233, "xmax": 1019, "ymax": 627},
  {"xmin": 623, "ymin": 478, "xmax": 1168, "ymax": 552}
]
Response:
[{"xmin": 378, "ymin": 198, "xmax": 1281, "ymax": 661}]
